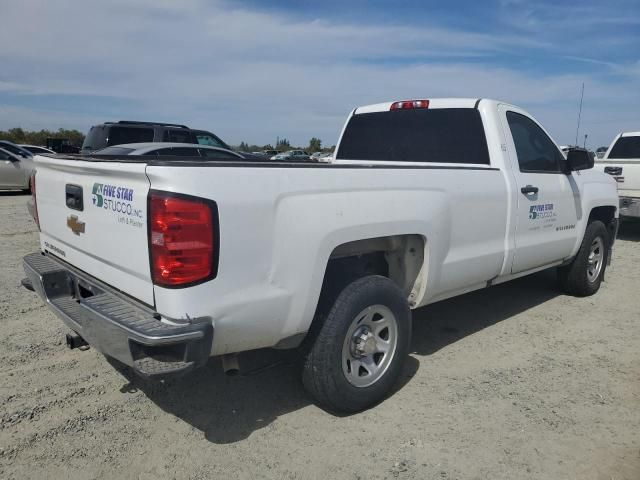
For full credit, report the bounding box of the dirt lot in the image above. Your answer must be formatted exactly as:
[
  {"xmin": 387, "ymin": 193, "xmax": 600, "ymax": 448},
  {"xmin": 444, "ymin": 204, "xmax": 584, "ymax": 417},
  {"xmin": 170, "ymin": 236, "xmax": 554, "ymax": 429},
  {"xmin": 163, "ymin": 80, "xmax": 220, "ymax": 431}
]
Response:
[{"xmin": 0, "ymin": 192, "xmax": 638, "ymax": 480}]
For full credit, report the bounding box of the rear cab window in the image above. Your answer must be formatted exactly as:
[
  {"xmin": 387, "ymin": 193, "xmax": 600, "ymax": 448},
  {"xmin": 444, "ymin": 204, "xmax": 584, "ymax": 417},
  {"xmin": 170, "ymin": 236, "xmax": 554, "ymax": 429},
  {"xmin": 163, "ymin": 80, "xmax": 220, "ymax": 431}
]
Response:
[
  {"xmin": 336, "ymin": 108, "xmax": 490, "ymax": 164},
  {"xmin": 82, "ymin": 126, "xmax": 108, "ymax": 152},
  {"xmin": 608, "ymin": 136, "xmax": 640, "ymax": 159}
]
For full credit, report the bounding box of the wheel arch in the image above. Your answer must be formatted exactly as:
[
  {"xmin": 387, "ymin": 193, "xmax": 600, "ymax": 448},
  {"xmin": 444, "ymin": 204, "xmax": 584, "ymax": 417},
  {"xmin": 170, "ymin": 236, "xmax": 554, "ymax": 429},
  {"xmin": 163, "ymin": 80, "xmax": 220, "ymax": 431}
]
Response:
[
  {"xmin": 587, "ymin": 205, "xmax": 618, "ymax": 246},
  {"xmin": 296, "ymin": 234, "xmax": 427, "ymax": 351}
]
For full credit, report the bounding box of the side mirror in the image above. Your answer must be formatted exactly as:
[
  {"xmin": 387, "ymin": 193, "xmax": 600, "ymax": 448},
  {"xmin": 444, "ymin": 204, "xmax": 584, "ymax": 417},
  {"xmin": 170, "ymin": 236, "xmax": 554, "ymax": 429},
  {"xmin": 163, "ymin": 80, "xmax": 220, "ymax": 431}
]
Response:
[{"xmin": 566, "ymin": 148, "xmax": 594, "ymax": 172}]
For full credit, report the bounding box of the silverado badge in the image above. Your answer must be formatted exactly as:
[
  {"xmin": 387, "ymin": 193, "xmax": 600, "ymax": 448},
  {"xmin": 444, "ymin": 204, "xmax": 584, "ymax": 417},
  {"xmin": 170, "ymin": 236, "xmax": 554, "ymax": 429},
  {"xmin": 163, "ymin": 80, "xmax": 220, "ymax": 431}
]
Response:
[{"xmin": 67, "ymin": 215, "xmax": 86, "ymax": 235}]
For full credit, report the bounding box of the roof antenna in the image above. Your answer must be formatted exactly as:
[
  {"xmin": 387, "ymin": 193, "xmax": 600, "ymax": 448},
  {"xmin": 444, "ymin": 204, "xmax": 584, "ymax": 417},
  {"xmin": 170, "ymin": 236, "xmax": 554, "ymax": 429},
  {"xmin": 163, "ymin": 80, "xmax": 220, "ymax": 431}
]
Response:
[{"xmin": 574, "ymin": 82, "xmax": 584, "ymax": 147}]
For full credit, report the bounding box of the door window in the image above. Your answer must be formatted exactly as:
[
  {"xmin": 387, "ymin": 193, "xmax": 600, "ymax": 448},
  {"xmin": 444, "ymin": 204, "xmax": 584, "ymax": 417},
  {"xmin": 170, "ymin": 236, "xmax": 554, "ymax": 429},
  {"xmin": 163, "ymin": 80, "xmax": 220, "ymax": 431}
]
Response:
[
  {"xmin": 199, "ymin": 148, "xmax": 240, "ymax": 159},
  {"xmin": 163, "ymin": 129, "xmax": 195, "ymax": 143},
  {"xmin": 107, "ymin": 127, "xmax": 154, "ymax": 146},
  {"xmin": 195, "ymin": 133, "xmax": 226, "ymax": 148},
  {"xmin": 151, "ymin": 147, "xmax": 201, "ymax": 156},
  {"xmin": 506, "ymin": 112, "xmax": 564, "ymax": 173}
]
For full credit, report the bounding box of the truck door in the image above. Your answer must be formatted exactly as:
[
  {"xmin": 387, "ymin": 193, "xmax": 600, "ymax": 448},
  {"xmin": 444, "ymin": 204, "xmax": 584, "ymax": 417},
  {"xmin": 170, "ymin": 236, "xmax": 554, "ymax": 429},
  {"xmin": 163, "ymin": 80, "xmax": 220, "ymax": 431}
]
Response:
[{"xmin": 499, "ymin": 106, "xmax": 579, "ymax": 274}]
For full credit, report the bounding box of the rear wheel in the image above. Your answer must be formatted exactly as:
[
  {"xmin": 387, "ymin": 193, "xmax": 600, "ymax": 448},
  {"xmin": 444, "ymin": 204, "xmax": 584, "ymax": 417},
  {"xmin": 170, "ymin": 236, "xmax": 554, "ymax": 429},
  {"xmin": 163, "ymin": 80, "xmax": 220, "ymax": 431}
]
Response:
[
  {"xmin": 302, "ymin": 275, "xmax": 411, "ymax": 413},
  {"xmin": 558, "ymin": 220, "xmax": 609, "ymax": 297}
]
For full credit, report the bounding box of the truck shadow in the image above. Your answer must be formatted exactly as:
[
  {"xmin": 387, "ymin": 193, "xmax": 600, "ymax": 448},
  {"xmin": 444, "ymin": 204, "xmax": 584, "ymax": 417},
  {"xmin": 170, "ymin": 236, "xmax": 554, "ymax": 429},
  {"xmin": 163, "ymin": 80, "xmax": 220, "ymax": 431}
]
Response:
[
  {"xmin": 410, "ymin": 268, "xmax": 560, "ymax": 356},
  {"xmin": 617, "ymin": 220, "xmax": 640, "ymax": 241},
  {"xmin": 112, "ymin": 350, "xmax": 419, "ymax": 444},
  {"xmin": 113, "ymin": 269, "xmax": 561, "ymax": 444}
]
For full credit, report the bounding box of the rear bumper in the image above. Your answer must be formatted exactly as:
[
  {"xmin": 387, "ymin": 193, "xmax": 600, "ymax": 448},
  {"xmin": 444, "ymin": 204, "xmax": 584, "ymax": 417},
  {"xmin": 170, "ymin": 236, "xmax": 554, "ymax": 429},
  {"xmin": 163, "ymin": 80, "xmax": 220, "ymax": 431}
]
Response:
[
  {"xmin": 23, "ymin": 252, "xmax": 213, "ymax": 378},
  {"xmin": 620, "ymin": 196, "xmax": 640, "ymax": 218}
]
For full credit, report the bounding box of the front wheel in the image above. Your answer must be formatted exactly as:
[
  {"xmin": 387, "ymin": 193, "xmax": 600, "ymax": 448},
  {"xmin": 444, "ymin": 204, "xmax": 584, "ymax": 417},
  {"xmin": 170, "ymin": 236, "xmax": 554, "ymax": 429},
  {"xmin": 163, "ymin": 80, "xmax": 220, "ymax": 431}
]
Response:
[
  {"xmin": 558, "ymin": 220, "xmax": 609, "ymax": 297},
  {"xmin": 302, "ymin": 275, "xmax": 411, "ymax": 413}
]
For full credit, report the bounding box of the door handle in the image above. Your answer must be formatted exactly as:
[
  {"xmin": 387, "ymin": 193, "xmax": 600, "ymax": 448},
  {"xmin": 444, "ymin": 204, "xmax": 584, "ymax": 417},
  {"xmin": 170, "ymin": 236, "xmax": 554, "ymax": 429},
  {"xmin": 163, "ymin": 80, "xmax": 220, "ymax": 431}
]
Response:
[
  {"xmin": 604, "ymin": 166, "xmax": 622, "ymax": 176},
  {"xmin": 520, "ymin": 185, "xmax": 539, "ymax": 195}
]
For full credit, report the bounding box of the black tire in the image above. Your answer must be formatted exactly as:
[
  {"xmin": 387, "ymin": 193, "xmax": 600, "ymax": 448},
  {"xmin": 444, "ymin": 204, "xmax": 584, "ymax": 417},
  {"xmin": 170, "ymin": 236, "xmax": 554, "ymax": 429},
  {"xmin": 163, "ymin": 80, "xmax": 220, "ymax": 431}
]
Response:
[
  {"xmin": 302, "ymin": 275, "xmax": 411, "ymax": 413},
  {"xmin": 558, "ymin": 220, "xmax": 609, "ymax": 297}
]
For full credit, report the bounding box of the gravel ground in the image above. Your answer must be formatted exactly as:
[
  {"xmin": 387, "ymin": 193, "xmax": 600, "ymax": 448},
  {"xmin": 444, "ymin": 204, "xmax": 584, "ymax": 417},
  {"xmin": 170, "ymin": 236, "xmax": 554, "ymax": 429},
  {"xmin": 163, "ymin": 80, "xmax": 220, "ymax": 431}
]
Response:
[{"xmin": 1, "ymin": 192, "xmax": 639, "ymax": 480}]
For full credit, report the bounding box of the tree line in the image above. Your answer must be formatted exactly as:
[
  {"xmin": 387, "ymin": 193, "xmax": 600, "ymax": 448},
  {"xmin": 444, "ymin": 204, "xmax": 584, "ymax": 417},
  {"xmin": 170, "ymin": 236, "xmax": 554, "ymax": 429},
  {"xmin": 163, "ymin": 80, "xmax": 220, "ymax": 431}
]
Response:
[
  {"xmin": 0, "ymin": 127, "xmax": 334, "ymax": 153},
  {"xmin": 235, "ymin": 137, "xmax": 334, "ymax": 153},
  {"xmin": 0, "ymin": 127, "xmax": 85, "ymax": 147}
]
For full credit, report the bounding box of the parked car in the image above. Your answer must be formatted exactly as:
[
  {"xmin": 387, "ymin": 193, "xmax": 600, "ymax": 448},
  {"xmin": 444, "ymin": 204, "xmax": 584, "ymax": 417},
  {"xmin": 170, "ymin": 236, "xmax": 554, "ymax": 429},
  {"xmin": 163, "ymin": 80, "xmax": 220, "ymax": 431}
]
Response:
[
  {"xmin": 0, "ymin": 140, "xmax": 33, "ymax": 158},
  {"xmin": 596, "ymin": 131, "xmax": 640, "ymax": 219},
  {"xmin": 263, "ymin": 149, "xmax": 279, "ymax": 157},
  {"xmin": 0, "ymin": 147, "xmax": 34, "ymax": 191},
  {"xmin": 80, "ymin": 121, "xmax": 231, "ymax": 155},
  {"xmin": 270, "ymin": 150, "xmax": 310, "ymax": 161},
  {"xmin": 92, "ymin": 142, "xmax": 245, "ymax": 160},
  {"xmin": 19, "ymin": 144, "xmax": 56, "ymax": 155},
  {"xmin": 23, "ymin": 98, "xmax": 618, "ymax": 413}
]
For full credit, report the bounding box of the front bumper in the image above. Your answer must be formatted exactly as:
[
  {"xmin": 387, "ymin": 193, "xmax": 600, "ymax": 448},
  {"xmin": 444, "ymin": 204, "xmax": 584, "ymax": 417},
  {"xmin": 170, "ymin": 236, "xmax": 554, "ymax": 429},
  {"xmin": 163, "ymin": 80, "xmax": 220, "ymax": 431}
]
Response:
[
  {"xmin": 23, "ymin": 252, "xmax": 213, "ymax": 378},
  {"xmin": 619, "ymin": 196, "xmax": 640, "ymax": 219}
]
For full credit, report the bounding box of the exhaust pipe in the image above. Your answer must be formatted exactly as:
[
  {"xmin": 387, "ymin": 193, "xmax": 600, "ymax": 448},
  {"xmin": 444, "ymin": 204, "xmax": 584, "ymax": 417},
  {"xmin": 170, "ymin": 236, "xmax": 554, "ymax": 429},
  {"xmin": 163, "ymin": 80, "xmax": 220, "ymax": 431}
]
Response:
[
  {"xmin": 66, "ymin": 332, "xmax": 88, "ymax": 350},
  {"xmin": 221, "ymin": 354, "xmax": 240, "ymax": 376}
]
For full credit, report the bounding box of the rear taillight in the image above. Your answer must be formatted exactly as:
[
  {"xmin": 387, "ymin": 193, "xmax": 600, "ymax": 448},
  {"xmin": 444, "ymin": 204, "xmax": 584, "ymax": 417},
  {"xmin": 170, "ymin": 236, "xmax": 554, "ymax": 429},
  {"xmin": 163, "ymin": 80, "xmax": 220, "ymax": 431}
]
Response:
[
  {"xmin": 148, "ymin": 191, "xmax": 218, "ymax": 287},
  {"xmin": 390, "ymin": 99, "xmax": 430, "ymax": 110},
  {"xmin": 28, "ymin": 173, "xmax": 40, "ymax": 230}
]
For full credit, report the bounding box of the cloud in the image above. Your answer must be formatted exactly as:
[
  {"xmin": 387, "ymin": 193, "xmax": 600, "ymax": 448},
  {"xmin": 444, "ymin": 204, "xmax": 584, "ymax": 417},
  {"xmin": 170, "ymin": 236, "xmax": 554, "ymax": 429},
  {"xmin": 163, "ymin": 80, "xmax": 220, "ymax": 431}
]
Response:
[{"xmin": 0, "ymin": 0, "xmax": 638, "ymax": 148}]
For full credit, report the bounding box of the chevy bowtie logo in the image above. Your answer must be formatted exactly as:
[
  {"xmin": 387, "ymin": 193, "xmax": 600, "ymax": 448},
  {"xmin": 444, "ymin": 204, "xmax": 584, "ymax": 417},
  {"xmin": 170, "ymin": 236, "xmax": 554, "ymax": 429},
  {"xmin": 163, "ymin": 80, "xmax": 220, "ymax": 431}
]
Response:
[{"xmin": 67, "ymin": 215, "xmax": 86, "ymax": 235}]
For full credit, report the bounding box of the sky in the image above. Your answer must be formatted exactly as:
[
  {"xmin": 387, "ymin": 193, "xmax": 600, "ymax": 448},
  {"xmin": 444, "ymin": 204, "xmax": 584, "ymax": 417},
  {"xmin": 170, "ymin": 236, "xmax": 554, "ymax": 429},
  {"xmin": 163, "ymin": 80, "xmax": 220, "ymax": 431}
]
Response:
[{"xmin": 0, "ymin": 0, "xmax": 639, "ymax": 149}]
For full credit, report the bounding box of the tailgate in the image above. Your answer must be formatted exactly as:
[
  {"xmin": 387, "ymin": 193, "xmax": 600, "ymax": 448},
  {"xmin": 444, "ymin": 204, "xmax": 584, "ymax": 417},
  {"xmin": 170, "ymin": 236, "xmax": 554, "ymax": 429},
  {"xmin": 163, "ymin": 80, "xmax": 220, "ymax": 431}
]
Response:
[{"xmin": 35, "ymin": 156, "xmax": 154, "ymax": 305}]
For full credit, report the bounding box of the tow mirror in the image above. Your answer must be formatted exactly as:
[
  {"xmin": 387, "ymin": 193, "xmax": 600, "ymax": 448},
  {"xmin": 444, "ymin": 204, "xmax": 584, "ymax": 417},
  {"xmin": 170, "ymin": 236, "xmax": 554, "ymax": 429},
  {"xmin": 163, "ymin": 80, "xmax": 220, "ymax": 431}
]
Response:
[{"xmin": 566, "ymin": 148, "xmax": 594, "ymax": 172}]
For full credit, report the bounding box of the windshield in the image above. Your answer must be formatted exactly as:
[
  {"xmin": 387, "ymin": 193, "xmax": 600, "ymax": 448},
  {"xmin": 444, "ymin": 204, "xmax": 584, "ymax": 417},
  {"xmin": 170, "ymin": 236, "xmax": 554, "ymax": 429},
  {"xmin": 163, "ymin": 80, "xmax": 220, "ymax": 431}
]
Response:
[
  {"xmin": 20, "ymin": 146, "xmax": 52, "ymax": 155},
  {"xmin": 0, "ymin": 141, "xmax": 32, "ymax": 157},
  {"xmin": 608, "ymin": 136, "xmax": 640, "ymax": 159}
]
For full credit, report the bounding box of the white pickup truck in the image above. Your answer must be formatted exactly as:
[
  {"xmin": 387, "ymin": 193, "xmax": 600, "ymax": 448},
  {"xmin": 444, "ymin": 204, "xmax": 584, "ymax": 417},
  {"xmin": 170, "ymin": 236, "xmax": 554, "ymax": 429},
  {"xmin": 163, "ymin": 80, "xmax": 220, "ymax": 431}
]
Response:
[
  {"xmin": 596, "ymin": 131, "xmax": 640, "ymax": 219},
  {"xmin": 23, "ymin": 98, "xmax": 619, "ymax": 412}
]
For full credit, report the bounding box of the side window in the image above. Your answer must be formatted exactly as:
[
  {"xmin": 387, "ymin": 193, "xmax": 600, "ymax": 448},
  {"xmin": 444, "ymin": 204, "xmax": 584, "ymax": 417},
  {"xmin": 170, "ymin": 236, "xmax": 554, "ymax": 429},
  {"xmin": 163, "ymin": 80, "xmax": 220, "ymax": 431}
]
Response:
[
  {"xmin": 0, "ymin": 150, "xmax": 12, "ymax": 160},
  {"xmin": 506, "ymin": 111, "xmax": 564, "ymax": 173},
  {"xmin": 107, "ymin": 127, "xmax": 154, "ymax": 145},
  {"xmin": 153, "ymin": 147, "xmax": 200, "ymax": 156},
  {"xmin": 163, "ymin": 129, "xmax": 195, "ymax": 144},
  {"xmin": 199, "ymin": 149, "xmax": 240, "ymax": 159},
  {"xmin": 195, "ymin": 133, "xmax": 225, "ymax": 148}
]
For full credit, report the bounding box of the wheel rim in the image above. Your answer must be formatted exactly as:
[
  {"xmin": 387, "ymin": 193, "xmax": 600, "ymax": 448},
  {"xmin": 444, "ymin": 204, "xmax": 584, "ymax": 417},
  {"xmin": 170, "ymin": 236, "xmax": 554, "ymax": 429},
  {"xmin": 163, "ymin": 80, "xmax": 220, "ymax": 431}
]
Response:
[
  {"xmin": 341, "ymin": 304, "xmax": 398, "ymax": 388},
  {"xmin": 586, "ymin": 236, "xmax": 604, "ymax": 283}
]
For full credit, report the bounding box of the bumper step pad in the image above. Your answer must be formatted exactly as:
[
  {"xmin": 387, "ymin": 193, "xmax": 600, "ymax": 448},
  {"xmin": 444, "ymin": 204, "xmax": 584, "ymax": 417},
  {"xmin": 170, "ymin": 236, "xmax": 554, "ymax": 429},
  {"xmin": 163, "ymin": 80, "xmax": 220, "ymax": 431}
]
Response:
[{"xmin": 23, "ymin": 252, "xmax": 213, "ymax": 378}]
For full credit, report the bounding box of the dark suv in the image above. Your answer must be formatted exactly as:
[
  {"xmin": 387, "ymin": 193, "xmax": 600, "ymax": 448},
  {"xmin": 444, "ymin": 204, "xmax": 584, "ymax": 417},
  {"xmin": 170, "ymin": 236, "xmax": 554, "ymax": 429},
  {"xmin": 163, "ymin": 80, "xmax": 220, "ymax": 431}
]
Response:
[{"xmin": 80, "ymin": 121, "xmax": 230, "ymax": 154}]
